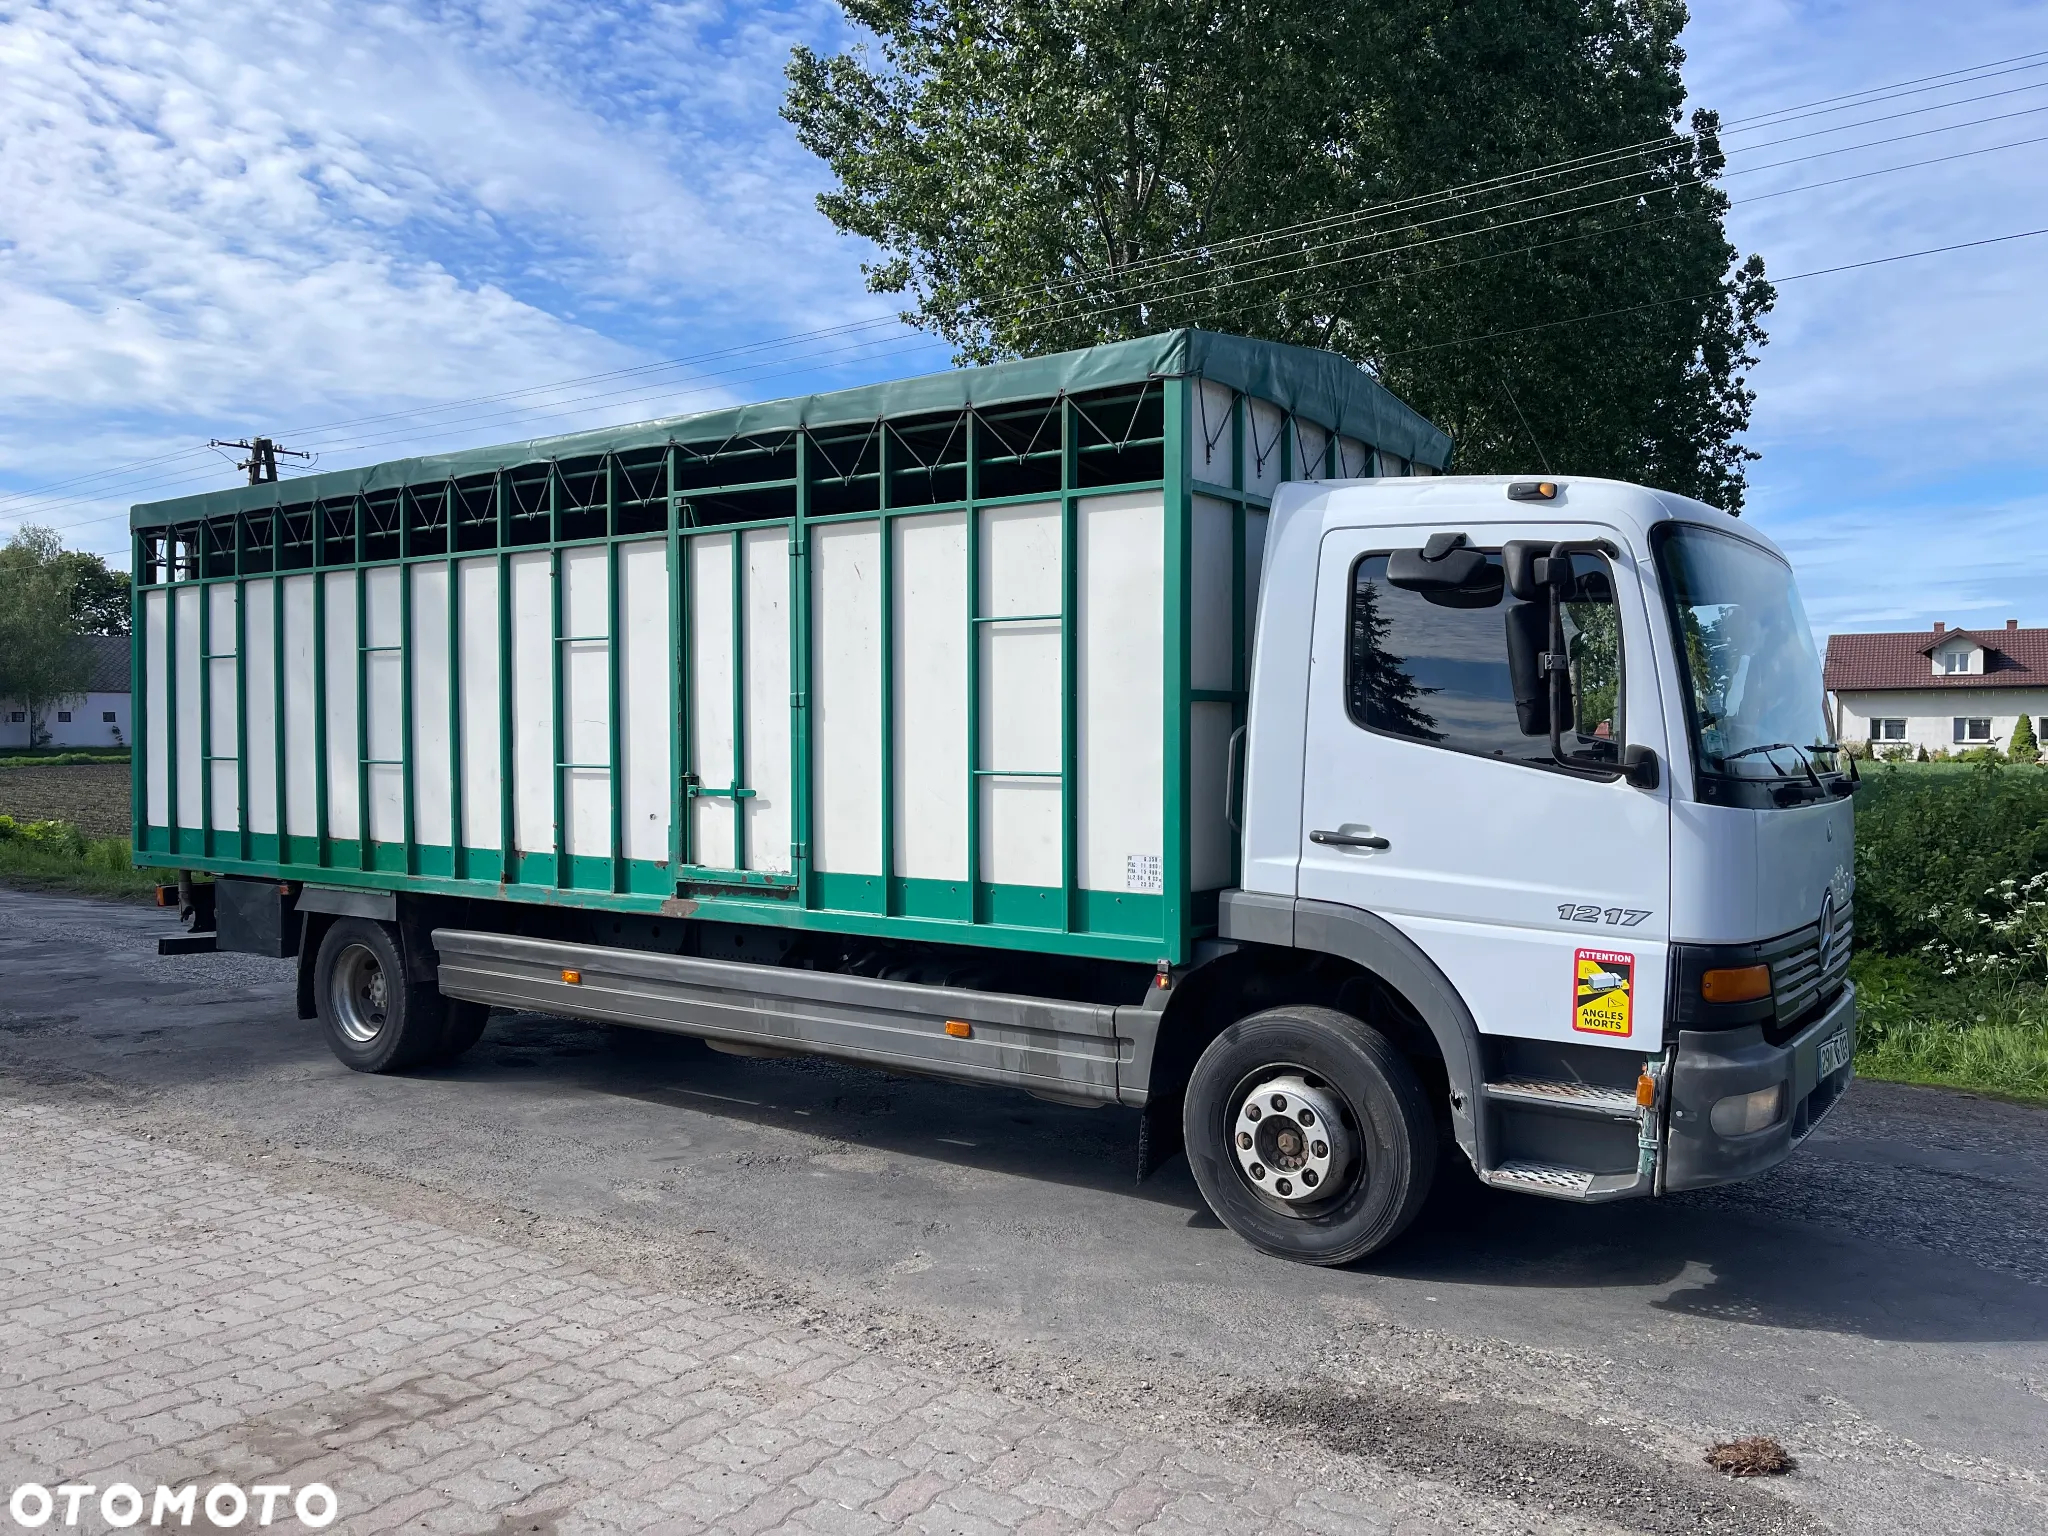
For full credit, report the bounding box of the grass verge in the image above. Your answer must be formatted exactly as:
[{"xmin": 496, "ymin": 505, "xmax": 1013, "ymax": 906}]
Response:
[
  {"xmin": 1851, "ymin": 952, "xmax": 2048, "ymax": 1103},
  {"xmin": 0, "ymin": 820, "xmax": 159, "ymax": 901},
  {"xmin": 0, "ymin": 749, "xmax": 131, "ymax": 766}
]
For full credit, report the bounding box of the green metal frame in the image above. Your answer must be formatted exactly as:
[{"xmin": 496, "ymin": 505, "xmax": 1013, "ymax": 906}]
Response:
[{"xmin": 132, "ymin": 346, "xmax": 1428, "ymax": 965}]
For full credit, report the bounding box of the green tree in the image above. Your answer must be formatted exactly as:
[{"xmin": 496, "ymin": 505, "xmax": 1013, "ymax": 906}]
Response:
[
  {"xmin": 0, "ymin": 527, "xmax": 93, "ymax": 746},
  {"xmin": 786, "ymin": 0, "xmax": 1773, "ymax": 507},
  {"xmin": 2013, "ymin": 713, "xmax": 2040, "ymax": 764},
  {"xmin": 55, "ymin": 549, "xmax": 132, "ymax": 636}
]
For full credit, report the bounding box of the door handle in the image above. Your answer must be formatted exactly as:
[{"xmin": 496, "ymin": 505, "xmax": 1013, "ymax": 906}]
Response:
[{"xmin": 1310, "ymin": 829, "xmax": 1390, "ymax": 850}]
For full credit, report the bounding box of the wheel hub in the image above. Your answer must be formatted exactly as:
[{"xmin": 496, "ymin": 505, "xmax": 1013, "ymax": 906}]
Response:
[
  {"xmin": 332, "ymin": 944, "xmax": 390, "ymax": 1045},
  {"xmin": 1232, "ymin": 1073, "xmax": 1352, "ymax": 1204}
]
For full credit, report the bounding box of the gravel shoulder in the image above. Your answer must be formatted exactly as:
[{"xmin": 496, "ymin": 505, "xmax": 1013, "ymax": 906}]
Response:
[{"xmin": 3, "ymin": 889, "xmax": 2045, "ymax": 1534}]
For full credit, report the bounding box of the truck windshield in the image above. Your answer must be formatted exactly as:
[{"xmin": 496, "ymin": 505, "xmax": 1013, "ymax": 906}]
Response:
[{"xmin": 1654, "ymin": 524, "xmax": 1837, "ymax": 784}]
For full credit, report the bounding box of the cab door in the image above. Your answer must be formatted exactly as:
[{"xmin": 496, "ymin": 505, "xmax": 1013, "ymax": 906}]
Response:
[{"xmin": 1296, "ymin": 522, "xmax": 1671, "ymax": 1052}]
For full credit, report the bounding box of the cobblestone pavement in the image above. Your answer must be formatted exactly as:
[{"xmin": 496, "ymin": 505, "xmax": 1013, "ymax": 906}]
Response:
[{"xmin": 0, "ymin": 1103, "xmax": 1476, "ymax": 1536}]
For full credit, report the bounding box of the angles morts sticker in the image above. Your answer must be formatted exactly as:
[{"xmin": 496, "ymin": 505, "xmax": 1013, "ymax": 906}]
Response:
[{"xmin": 1573, "ymin": 949, "xmax": 1635, "ymax": 1037}]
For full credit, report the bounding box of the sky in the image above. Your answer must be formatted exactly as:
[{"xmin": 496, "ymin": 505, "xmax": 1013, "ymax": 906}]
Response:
[{"xmin": 0, "ymin": 0, "xmax": 2043, "ymax": 642}]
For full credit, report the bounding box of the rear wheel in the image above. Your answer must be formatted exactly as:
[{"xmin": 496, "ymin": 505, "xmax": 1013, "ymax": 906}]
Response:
[
  {"xmin": 315, "ymin": 918, "xmax": 448, "ymax": 1073},
  {"xmin": 1183, "ymin": 1005, "xmax": 1436, "ymax": 1266}
]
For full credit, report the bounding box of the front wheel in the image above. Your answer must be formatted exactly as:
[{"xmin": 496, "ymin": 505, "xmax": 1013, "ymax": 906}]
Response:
[{"xmin": 1183, "ymin": 1005, "xmax": 1437, "ymax": 1266}]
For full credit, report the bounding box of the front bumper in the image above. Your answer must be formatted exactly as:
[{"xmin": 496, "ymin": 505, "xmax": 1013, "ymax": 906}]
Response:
[{"xmin": 1662, "ymin": 982, "xmax": 1856, "ymax": 1191}]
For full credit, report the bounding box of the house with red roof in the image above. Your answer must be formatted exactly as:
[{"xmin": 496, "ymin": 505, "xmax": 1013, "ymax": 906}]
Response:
[{"xmin": 1823, "ymin": 620, "xmax": 2048, "ymax": 755}]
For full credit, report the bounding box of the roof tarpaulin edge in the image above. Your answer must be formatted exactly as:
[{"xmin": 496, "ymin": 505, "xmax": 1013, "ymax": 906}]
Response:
[{"xmin": 131, "ymin": 328, "xmax": 1452, "ymax": 530}]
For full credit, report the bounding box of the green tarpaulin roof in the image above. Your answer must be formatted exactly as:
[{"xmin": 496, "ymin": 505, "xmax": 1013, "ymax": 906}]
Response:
[{"xmin": 132, "ymin": 328, "xmax": 1453, "ymax": 530}]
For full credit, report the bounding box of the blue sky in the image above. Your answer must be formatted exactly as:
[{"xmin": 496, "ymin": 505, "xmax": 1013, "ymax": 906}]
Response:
[{"xmin": 1, "ymin": 0, "xmax": 2043, "ymax": 642}]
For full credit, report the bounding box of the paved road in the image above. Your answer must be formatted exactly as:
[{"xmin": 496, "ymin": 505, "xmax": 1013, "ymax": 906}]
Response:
[{"xmin": 2, "ymin": 890, "xmax": 2044, "ymax": 1534}]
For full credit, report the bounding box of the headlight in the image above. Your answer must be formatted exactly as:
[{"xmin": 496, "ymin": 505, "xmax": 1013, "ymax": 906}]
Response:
[{"xmin": 1710, "ymin": 1083, "xmax": 1786, "ymax": 1136}]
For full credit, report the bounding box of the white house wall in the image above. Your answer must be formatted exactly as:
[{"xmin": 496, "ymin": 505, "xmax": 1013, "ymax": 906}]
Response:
[{"xmin": 1837, "ymin": 689, "xmax": 2048, "ymax": 752}]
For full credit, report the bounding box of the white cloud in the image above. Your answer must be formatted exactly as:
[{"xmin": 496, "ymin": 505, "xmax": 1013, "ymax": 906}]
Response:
[{"xmin": 0, "ymin": 0, "xmax": 899, "ymax": 551}]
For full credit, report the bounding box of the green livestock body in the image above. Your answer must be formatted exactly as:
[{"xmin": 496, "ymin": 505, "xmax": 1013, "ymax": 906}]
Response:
[{"xmin": 129, "ymin": 330, "xmax": 1450, "ymax": 966}]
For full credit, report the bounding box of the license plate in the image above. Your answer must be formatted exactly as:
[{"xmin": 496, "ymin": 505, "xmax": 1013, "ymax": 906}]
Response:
[{"xmin": 1816, "ymin": 1030, "xmax": 1853, "ymax": 1078}]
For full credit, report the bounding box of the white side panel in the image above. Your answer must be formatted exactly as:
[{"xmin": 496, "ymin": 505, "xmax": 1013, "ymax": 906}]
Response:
[
  {"xmin": 143, "ymin": 589, "xmax": 168, "ymax": 827},
  {"xmin": 562, "ymin": 544, "xmax": 611, "ymax": 860},
  {"xmin": 1194, "ymin": 379, "xmax": 1235, "ymax": 484},
  {"xmin": 742, "ymin": 527, "xmax": 791, "ymax": 874},
  {"xmin": 978, "ymin": 502, "xmax": 1062, "ymax": 888},
  {"xmin": 409, "ymin": 564, "xmax": 452, "ymax": 851},
  {"xmin": 321, "ymin": 571, "xmax": 359, "ymax": 842},
  {"xmin": 812, "ymin": 521, "xmax": 882, "ymax": 876},
  {"xmin": 457, "ymin": 560, "xmax": 502, "ymax": 851},
  {"xmin": 1191, "ymin": 495, "xmax": 1234, "ymax": 693},
  {"xmin": 687, "ymin": 536, "xmax": 737, "ymax": 869},
  {"xmin": 1291, "ymin": 419, "xmax": 1330, "ymax": 481},
  {"xmin": 243, "ymin": 581, "xmax": 276, "ymax": 837},
  {"xmin": 1378, "ymin": 450, "xmax": 1409, "ymax": 478},
  {"xmin": 1078, "ymin": 491, "xmax": 1164, "ymax": 894},
  {"xmin": 509, "ymin": 553, "xmax": 554, "ymax": 856},
  {"xmin": 894, "ymin": 512, "xmax": 968, "ymax": 881},
  {"xmin": 1335, "ymin": 436, "xmax": 1374, "ymax": 478},
  {"xmin": 205, "ymin": 583, "xmax": 239, "ymax": 833},
  {"xmin": 363, "ymin": 566, "xmax": 404, "ymax": 846},
  {"xmin": 174, "ymin": 585, "xmax": 202, "ymax": 831},
  {"xmin": 619, "ymin": 540, "xmax": 671, "ymax": 865},
  {"xmin": 1246, "ymin": 398, "xmax": 1287, "ymax": 500},
  {"xmin": 1190, "ymin": 699, "xmax": 1235, "ymax": 890},
  {"xmin": 282, "ymin": 576, "xmax": 317, "ymax": 839}
]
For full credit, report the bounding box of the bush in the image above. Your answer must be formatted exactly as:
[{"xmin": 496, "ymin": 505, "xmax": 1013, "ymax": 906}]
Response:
[
  {"xmin": 0, "ymin": 817, "xmax": 154, "ymax": 898},
  {"xmin": 0, "ymin": 814, "xmax": 87, "ymax": 857},
  {"xmin": 1853, "ymin": 762, "xmax": 2048, "ymax": 955},
  {"xmin": 0, "ymin": 750, "xmax": 131, "ymax": 767},
  {"xmin": 2014, "ymin": 713, "xmax": 2040, "ymax": 764}
]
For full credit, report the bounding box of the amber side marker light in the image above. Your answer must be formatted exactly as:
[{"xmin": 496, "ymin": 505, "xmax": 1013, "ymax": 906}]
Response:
[
  {"xmin": 944, "ymin": 1020, "xmax": 972, "ymax": 1039},
  {"xmin": 561, "ymin": 969, "xmax": 583, "ymax": 985},
  {"xmin": 1507, "ymin": 480, "xmax": 1559, "ymax": 501},
  {"xmin": 1636, "ymin": 1070, "xmax": 1657, "ymax": 1108},
  {"xmin": 1701, "ymin": 964, "xmax": 1771, "ymax": 1003}
]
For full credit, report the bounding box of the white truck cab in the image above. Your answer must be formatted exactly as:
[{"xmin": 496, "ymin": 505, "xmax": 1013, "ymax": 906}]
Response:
[{"xmin": 1200, "ymin": 474, "xmax": 1854, "ymax": 1252}]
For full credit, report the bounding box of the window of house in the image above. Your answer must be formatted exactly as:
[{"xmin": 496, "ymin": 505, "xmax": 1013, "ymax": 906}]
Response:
[
  {"xmin": 1870, "ymin": 718, "xmax": 1906, "ymax": 741},
  {"xmin": 1940, "ymin": 649, "xmax": 1973, "ymax": 674},
  {"xmin": 56, "ymin": 711, "xmax": 71, "ymax": 723},
  {"xmin": 1955, "ymin": 717, "xmax": 1992, "ymax": 743},
  {"xmin": 1346, "ymin": 549, "xmax": 1622, "ymax": 769},
  {"xmin": 103, "ymin": 711, "xmax": 117, "ymax": 723},
  {"xmin": 6, "ymin": 711, "xmax": 22, "ymax": 724}
]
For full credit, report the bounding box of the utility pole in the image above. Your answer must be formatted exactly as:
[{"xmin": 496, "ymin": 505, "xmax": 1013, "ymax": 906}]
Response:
[{"xmin": 210, "ymin": 436, "xmax": 311, "ymax": 485}]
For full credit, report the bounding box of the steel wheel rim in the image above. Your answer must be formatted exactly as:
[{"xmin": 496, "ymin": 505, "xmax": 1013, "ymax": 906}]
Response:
[
  {"xmin": 330, "ymin": 943, "xmax": 390, "ymax": 1044},
  {"xmin": 1226, "ymin": 1063, "xmax": 1361, "ymax": 1216}
]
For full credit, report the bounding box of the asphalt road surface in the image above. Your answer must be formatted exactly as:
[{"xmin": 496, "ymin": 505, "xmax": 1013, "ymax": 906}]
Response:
[{"xmin": 2, "ymin": 889, "xmax": 2044, "ymax": 1534}]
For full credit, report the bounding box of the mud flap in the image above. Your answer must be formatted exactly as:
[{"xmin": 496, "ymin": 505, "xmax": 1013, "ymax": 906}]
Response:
[{"xmin": 1136, "ymin": 1095, "xmax": 1184, "ymax": 1184}]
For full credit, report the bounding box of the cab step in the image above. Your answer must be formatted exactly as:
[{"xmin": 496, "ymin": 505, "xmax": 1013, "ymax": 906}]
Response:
[
  {"xmin": 1482, "ymin": 1159, "xmax": 1597, "ymax": 1196},
  {"xmin": 1482, "ymin": 1077, "xmax": 1639, "ymax": 1119}
]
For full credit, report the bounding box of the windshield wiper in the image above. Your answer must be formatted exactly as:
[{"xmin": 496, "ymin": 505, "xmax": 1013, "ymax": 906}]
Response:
[{"xmin": 1714, "ymin": 741, "xmax": 1823, "ymax": 792}]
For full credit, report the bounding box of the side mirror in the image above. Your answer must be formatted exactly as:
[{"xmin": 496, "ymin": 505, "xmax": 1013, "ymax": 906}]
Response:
[{"xmin": 1505, "ymin": 601, "xmax": 1568, "ymax": 736}]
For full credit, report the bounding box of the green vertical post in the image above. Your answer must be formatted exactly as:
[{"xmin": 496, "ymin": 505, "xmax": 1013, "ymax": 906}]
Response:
[
  {"xmin": 129, "ymin": 534, "xmax": 145, "ymax": 849},
  {"xmin": 729, "ymin": 527, "xmax": 746, "ymax": 870},
  {"xmin": 197, "ymin": 572, "xmax": 213, "ymax": 857},
  {"xmin": 962, "ymin": 411, "xmax": 980, "ymax": 917},
  {"xmin": 399, "ymin": 556, "xmax": 417, "ymax": 876},
  {"xmin": 666, "ymin": 446, "xmax": 686, "ymax": 880},
  {"xmin": 790, "ymin": 433, "xmax": 810, "ymax": 899},
  {"xmin": 354, "ymin": 566, "xmax": 370, "ymax": 872},
  {"xmin": 496, "ymin": 546, "xmax": 515, "ymax": 881},
  {"xmin": 447, "ymin": 486, "xmax": 466, "ymax": 878},
  {"xmin": 272, "ymin": 563, "xmax": 286, "ymax": 863},
  {"xmin": 877, "ymin": 428, "xmax": 895, "ymax": 916},
  {"xmin": 606, "ymin": 538, "xmax": 624, "ymax": 893},
  {"xmin": 165, "ymin": 551, "xmax": 180, "ymax": 853},
  {"xmin": 312, "ymin": 558, "xmax": 330, "ymax": 869},
  {"xmin": 233, "ymin": 541, "xmax": 250, "ymax": 863},
  {"xmin": 551, "ymin": 546, "xmax": 567, "ymax": 888},
  {"xmin": 1058, "ymin": 397, "xmax": 1078, "ymax": 933},
  {"xmin": 1160, "ymin": 376, "xmax": 1192, "ymax": 963}
]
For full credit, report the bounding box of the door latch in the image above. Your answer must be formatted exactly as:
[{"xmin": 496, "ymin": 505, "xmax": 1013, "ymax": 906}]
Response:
[{"xmin": 1310, "ymin": 829, "xmax": 1390, "ymax": 850}]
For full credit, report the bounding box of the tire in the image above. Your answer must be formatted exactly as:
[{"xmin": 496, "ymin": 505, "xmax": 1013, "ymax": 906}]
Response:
[
  {"xmin": 1183, "ymin": 1005, "xmax": 1437, "ymax": 1266},
  {"xmin": 314, "ymin": 917, "xmax": 448, "ymax": 1074},
  {"xmin": 431, "ymin": 1000, "xmax": 491, "ymax": 1065}
]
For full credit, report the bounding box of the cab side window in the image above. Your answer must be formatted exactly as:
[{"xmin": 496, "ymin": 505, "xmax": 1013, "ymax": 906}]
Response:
[{"xmin": 1346, "ymin": 550, "xmax": 1622, "ymax": 768}]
